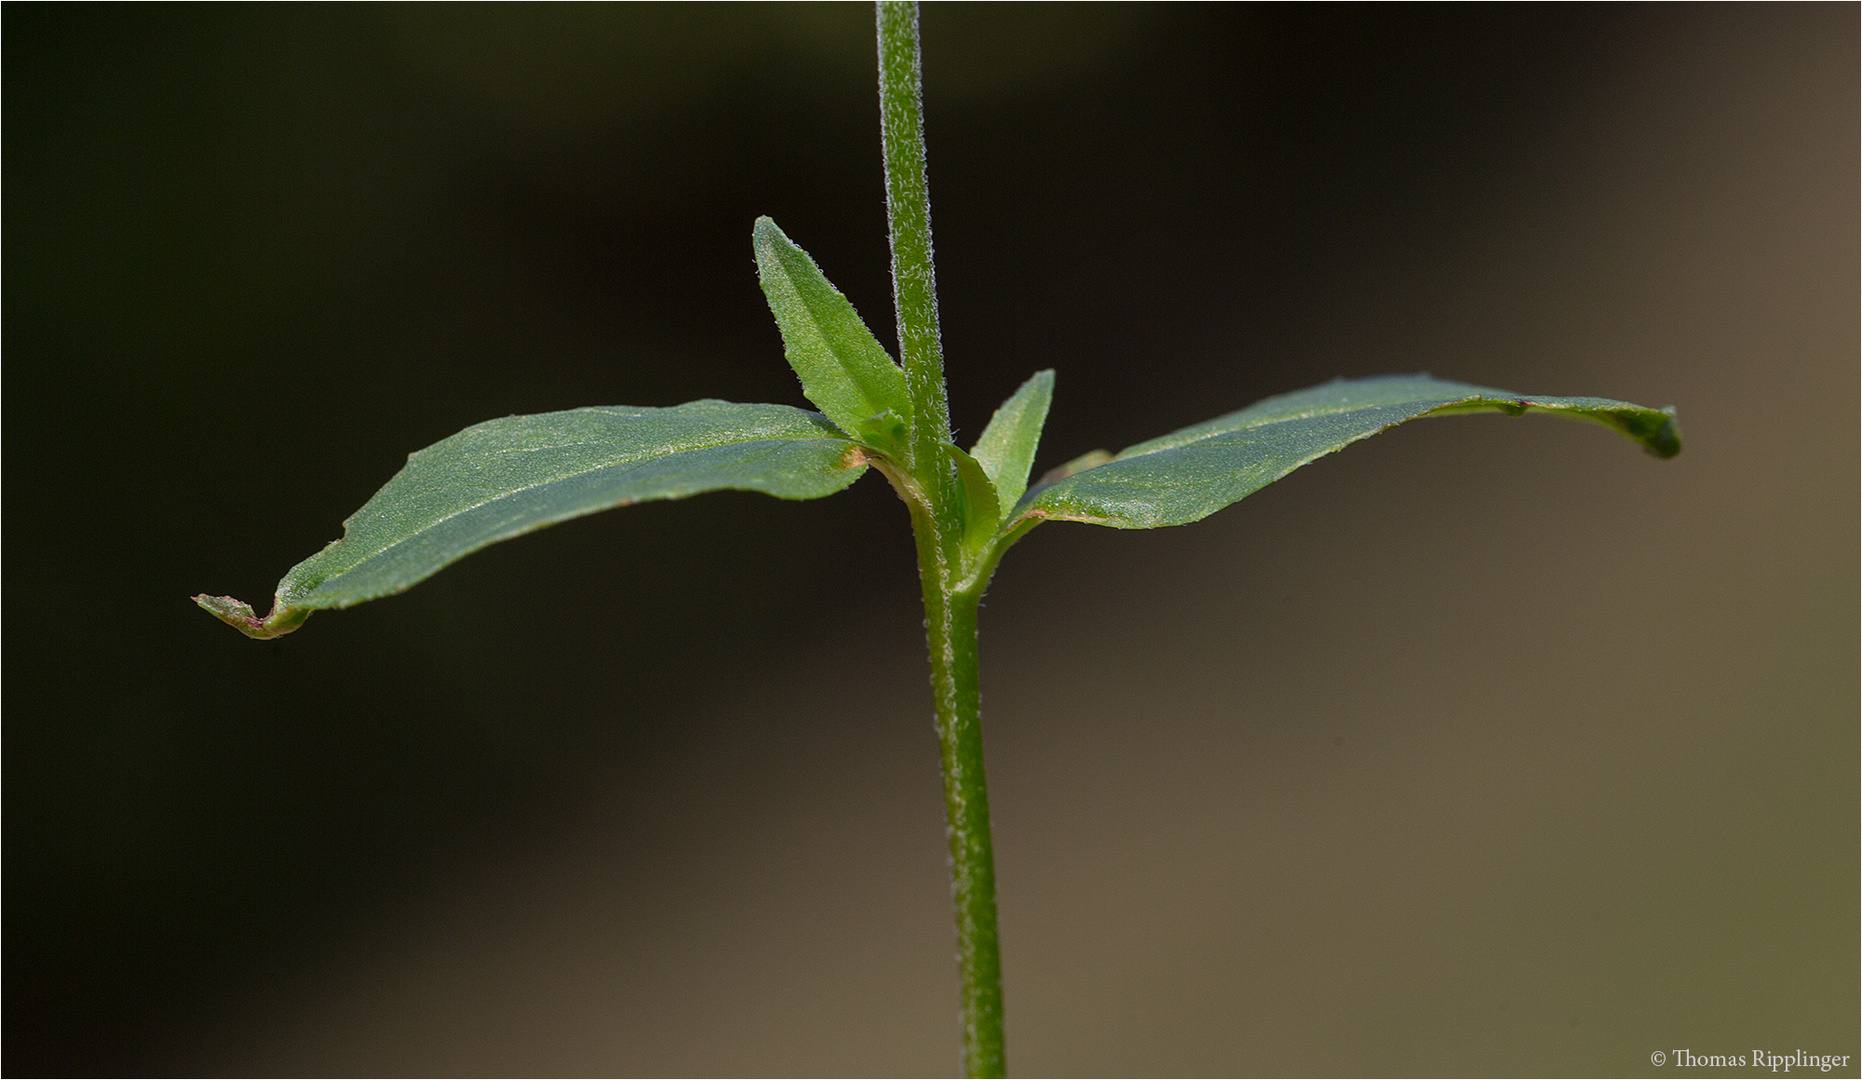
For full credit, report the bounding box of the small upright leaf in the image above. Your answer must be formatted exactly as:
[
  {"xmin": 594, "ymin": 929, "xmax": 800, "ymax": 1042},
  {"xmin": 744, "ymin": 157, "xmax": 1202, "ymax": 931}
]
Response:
[
  {"xmin": 753, "ymin": 216, "xmax": 912, "ymax": 447},
  {"xmin": 196, "ymin": 400, "xmax": 865, "ymax": 638},
  {"xmin": 969, "ymin": 369, "xmax": 1054, "ymax": 518},
  {"xmin": 1015, "ymin": 374, "xmax": 1680, "ymax": 529},
  {"xmin": 944, "ymin": 444, "xmax": 1001, "ymax": 561}
]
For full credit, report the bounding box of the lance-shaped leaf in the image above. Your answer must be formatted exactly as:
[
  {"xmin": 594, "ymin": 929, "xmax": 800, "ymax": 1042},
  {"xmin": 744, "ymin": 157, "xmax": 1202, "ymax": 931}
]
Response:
[
  {"xmin": 753, "ymin": 216, "xmax": 912, "ymax": 448},
  {"xmin": 1014, "ymin": 374, "xmax": 1680, "ymax": 529},
  {"xmin": 969, "ymin": 369, "xmax": 1054, "ymax": 519},
  {"xmin": 195, "ymin": 401, "xmax": 866, "ymax": 639}
]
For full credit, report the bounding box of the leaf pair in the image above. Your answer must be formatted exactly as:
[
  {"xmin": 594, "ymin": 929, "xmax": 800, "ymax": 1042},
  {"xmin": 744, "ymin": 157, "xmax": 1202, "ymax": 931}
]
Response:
[
  {"xmin": 196, "ymin": 219, "xmax": 1679, "ymax": 639},
  {"xmin": 754, "ymin": 217, "xmax": 1050, "ymax": 568},
  {"xmin": 197, "ymin": 218, "xmax": 939, "ymax": 639}
]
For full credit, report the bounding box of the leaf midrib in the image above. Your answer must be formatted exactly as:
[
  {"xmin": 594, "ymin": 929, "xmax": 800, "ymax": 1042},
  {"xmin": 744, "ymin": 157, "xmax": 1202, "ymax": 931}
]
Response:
[{"xmin": 300, "ymin": 432, "xmax": 848, "ymax": 588}]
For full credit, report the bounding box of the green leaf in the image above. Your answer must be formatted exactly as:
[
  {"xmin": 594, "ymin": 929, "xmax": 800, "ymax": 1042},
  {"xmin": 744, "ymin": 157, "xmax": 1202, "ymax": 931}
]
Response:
[
  {"xmin": 1014, "ymin": 374, "xmax": 1680, "ymax": 529},
  {"xmin": 944, "ymin": 444, "xmax": 1001, "ymax": 563},
  {"xmin": 753, "ymin": 216, "xmax": 912, "ymax": 449},
  {"xmin": 969, "ymin": 369, "xmax": 1054, "ymax": 519},
  {"xmin": 195, "ymin": 400, "xmax": 865, "ymax": 638}
]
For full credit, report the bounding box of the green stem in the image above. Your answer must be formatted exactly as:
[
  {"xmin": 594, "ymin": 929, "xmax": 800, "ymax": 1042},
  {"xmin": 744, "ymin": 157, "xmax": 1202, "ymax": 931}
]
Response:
[
  {"xmin": 876, "ymin": 4, "xmax": 1007, "ymax": 1075},
  {"xmin": 877, "ymin": 0, "xmax": 950, "ymax": 469},
  {"xmin": 883, "ymin": 462, "xmax": 1005, "ymax": 1077},
  {"xmin": 925, "ymin": 580, "xmax": 1004, "ymax": 1078}
]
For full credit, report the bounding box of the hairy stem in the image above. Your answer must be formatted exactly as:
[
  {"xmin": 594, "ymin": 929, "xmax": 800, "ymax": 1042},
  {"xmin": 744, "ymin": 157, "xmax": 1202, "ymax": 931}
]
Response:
[
  {"xmin": 877, "ymin": 0, "xmax": 950, "ymax": 469},
  {"xmin": 882, "ymin": 460, "xmax": 1006, "ymax": 1077},
  {"xmin": 877, "ymin": 3, "xmax": 1007, "ymax": 1075},
  {"xmin": 925, "ymin": 579, "xmax": 1004, "ymax": 1077}
]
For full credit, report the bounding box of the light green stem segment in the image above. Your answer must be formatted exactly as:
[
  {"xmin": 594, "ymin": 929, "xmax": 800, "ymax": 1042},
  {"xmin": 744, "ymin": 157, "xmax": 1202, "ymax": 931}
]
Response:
[{"xmin": 877, "ymin": 3, "xmax": 1007, "ymax": 1075}]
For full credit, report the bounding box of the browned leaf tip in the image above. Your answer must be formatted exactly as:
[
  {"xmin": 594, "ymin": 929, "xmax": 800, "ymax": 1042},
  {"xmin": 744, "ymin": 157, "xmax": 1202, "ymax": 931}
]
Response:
[{"xmin": 193, "ymin": 594, "xmax": 309, "ymax": 639}]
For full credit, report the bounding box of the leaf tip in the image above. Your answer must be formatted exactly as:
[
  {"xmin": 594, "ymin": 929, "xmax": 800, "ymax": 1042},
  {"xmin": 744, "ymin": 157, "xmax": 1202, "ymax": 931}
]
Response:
[
  {"xmin": 1646, "ymin": 409, "xmax": 1682, "ymax": 459},
  {"xmin": 193, "ymin": 593, "xmax": 309, "ymax": 640}
]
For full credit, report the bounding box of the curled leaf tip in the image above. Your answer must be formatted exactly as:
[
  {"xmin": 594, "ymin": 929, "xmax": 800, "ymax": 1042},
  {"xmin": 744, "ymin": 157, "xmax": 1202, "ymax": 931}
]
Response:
[
  {"xmin": 193, "ymin": 593, "xmax": 309, "ymax": 639},
  {"xmin": 1647, "ymin": 409, "xmax": 1682, "ymax": 460}
]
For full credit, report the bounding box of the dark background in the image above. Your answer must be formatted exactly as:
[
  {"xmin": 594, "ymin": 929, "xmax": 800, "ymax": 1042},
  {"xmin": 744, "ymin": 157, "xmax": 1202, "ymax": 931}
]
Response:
[{"xmin": 6, "ymin": 4, "xmax": 1855, "ymax": 1075}]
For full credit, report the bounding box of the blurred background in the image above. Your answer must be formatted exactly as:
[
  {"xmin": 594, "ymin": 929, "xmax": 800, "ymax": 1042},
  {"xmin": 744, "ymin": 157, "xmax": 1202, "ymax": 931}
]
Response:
[{"xmin": 6, "ymin": 4, "xmax": 1855, "ymax": 1076}]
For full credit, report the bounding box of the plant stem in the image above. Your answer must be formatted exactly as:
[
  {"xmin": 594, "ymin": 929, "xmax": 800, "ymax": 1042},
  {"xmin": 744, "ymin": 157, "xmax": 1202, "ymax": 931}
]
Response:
[
  {"xmin": 924, "ymin": 579, "xmax": 1005, "ymax": 1078},
  {"xmin": 877, "ymin": 0, "xmax": 950, "ymax": 470},
  {"xmin": 876, "ymin": 3, "xmax": 1008, "ymax": 1075}
]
